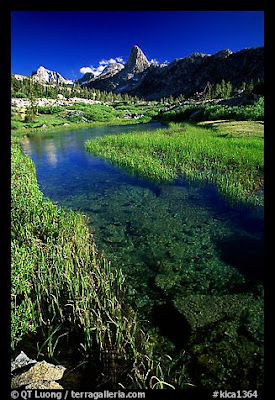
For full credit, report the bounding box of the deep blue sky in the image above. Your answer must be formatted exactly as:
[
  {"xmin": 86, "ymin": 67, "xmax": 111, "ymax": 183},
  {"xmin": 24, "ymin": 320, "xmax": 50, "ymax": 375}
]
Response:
[{"xmin": 11, "ymin": 11, "xmax": 264, "ymax": 79}]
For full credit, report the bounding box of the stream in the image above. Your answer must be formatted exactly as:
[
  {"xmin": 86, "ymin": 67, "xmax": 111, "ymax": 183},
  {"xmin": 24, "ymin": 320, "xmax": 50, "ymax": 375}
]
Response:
[{"xmin": 21, "ymin": 121, "xmax": 264, "ymax": 390}]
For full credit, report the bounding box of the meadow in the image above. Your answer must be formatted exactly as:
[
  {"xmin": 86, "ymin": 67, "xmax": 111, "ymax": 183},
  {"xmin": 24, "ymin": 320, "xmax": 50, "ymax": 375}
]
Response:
[
  {"xmin": 85, "ymin": 121, "xmax": 264, "ymax": 206},
  {"xmin": 11, "ymin": 102, "xmax": 160, "ymax": 135}
]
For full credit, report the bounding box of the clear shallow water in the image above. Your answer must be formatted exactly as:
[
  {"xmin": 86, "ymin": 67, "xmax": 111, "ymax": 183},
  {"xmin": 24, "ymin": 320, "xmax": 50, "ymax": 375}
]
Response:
[{"xmin": 22, "ymin": 122, "xmax": 264, "ymax": 389}]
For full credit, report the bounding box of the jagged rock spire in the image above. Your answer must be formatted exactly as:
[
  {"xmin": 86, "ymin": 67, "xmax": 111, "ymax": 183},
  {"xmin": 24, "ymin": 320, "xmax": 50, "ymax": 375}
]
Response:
[{"xmin": 125, "ymin": 45, "xmax": 151, "ymax": 74}]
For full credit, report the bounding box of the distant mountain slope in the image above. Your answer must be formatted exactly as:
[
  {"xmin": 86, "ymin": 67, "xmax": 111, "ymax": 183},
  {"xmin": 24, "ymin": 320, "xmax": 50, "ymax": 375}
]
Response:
[
  {"xmin": 74, "ymin": 72, "xmax": 95, "ymax": 85},
  {"xmin": 85, "ymin": 45, "xmax": 264, "ymax": 100}
]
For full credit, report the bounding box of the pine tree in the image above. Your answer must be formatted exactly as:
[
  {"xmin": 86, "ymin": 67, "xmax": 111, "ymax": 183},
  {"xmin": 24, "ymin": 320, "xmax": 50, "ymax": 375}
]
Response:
[
  {"xmin": 226, "ymin": 81, "xmax": 232, "ymax": 98},
  {"xmin": 220, "ymin": 79, "xmax": 227, "ymax": 98},
  {"xmin": 177, "ymin": 93, "xmax": 185, "ymax": 103},
  {"xmin": 167, "ymin": 95, "xmax": 173, "ymax": 104},
  {"xmin": 25, "ymin": 77, "xmax": 37, "ymax": 122},
  {"xmin": 214, "ymin": 83, "xmax": 222, "ymax": 99},
  {"xmin": 84, "ymin": 86, "xmax": 89, "ymax": 99},
  {"xmin": 240, "ymin": 81, "xmax": 246, "ymax": 92},
  {"xmin": 246, "ymin": 79, "xmax": 254, "ymax": 94},
  {"xmin": 204, "ymin": 81, "xmax": 212, "ymax": 100}
]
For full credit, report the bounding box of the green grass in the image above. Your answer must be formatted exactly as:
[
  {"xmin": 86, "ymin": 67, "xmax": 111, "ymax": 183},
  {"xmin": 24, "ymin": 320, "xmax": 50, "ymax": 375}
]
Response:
[
  {"xmin": 11, "ymin": 137, "xmax": 189, "ymax": 388},
  {"xmin": 11, "ymin": 119, "xmax": 148, "ymax": 137},
  {"xmin": 160, "ymin": 97, "xmax": 264, "ymax": 123},
  {"xmin": 197, "ymin": 120, "xmax": 264, "ymax": 138},
  {"xmin": 11, "ymin": 102, "xmax": 156, "ymax": 135},
  {"xmin": 85, "ymin": 122, "xmax": 264, "ymax": 206}
]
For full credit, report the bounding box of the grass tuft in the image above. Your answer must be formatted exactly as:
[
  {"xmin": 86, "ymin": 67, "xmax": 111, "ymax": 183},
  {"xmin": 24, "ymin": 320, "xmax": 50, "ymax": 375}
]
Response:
[
  {"xmin": 85, "ymin": 122, "xmax": 264, "ymax": 206},
  {"xmin": 11, "ymin": 138, "xmax": 189, "ymax": 388}
]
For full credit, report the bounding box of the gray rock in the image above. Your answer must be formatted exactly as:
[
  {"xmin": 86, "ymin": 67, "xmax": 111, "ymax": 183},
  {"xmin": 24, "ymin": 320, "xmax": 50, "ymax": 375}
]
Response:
[
  {"xmin": 25, "ymin": 381, "xmax": 63, "ymax": 389},
  {"xmin": 32, "ymin": 66, "xmax": 73, "ymax": 85},
  {"xmin": 99, "ymin": 63, "xmax": 125, "ymax": 79},
  {"xmin": 11, "ymin": 353, "xmax": 66, "ymax": 389},
  {"xmin": 11, "ymin": 351, "xmax": 36, "ymax": 372},
  {"xmin": 126, "ymin": 45, "xmax": 151, "ymax": 75}
]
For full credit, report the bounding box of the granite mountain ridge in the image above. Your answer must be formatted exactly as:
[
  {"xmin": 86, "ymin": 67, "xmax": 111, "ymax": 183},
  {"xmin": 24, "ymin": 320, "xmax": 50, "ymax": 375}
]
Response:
[{"xmin": 22, "ymin": 45, "xmax": 264, "ymax": 100}]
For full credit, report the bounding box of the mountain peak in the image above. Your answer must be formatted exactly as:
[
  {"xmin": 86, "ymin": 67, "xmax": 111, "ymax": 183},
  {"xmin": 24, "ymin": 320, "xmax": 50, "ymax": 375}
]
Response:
[
  {"xmin": 213, "ymin": 49, "xmax": 233, "ymax": 59},
  {"xmin": 126, "ymin": 45, "xmax": 151, "ymax": 73},
  {"xmin": 32, "ymin": 66, "xmax": 73, "ymax": 85}
]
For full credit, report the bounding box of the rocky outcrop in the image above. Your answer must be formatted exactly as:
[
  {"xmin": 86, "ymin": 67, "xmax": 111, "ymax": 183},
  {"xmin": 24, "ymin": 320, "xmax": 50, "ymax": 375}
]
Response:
[
  {"xmin": 126, "ymin": 45, "xmax": 151, "ymax": 75},
  {"xmin": 11, "ymin": 351, "xmax": 66, "ymax": 389},
  {"xmin": 211, "ymin": 49, "xmax": 233, "ymax": 59},
  {"xmin": 99, "ymin": 62, "xmax": 125, "ymax": 79},
  {"xmin": 32, "ymin": 66, "xmax": 74, "ymax": 85},
  {"xmin": 13, "ymin": 74, "xmax": 28, "ymax": 81},
  {"xmin": 75, "ymin": 72, "xmax": 95, "ymax": 85},
  {"xmin": 11, "ymin": 97, "xmax": 101, "ymax": 111}
]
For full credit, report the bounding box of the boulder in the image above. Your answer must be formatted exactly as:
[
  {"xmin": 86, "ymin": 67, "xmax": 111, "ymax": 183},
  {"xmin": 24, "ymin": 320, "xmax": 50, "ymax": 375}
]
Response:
[
  {"xmin": 11, "ymin": 352, "xmax": 66, "ymax": 389},
  {"xmin": 11, "ymin": 351, "xmax": 36, "ymax": 372}
]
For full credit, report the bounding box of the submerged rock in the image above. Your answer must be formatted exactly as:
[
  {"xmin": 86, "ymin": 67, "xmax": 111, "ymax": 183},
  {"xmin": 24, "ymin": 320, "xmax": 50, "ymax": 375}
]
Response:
[
  {"xmin": 173, "ymin": 293, "xmax": 253, "ymax": 330},
  {"xmin": 103, "ymin": 224, "xmax": 126, "ymax": 243},
  {"xmin": 11, "ymin": 352, "xmax": 66, "ymax": 389}
]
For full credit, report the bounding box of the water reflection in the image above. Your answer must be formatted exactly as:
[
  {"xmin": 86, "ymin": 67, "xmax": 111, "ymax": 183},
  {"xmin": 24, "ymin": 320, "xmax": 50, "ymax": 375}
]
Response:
[
  {"xmin": 44, "ymin": 140, "xmax": 58, "ymax": 167},
  {"xmin": 21, "ymin": 135, "xmax": 32, "ymax": 153}
]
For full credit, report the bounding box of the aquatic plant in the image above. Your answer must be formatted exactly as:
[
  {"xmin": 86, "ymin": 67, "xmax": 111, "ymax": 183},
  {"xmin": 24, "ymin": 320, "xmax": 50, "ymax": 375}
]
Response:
[{"xmin": 11, "ymin": 138, "xmax": 190, "ymax": 388}]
